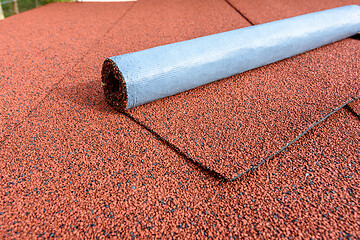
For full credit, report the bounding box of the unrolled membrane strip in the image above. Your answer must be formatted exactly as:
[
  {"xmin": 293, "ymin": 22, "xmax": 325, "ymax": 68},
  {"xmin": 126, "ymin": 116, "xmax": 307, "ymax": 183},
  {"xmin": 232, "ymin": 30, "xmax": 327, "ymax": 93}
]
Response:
[{"xmin": 102, "ymin": 5, "xmax": 360, "ymax": 111}]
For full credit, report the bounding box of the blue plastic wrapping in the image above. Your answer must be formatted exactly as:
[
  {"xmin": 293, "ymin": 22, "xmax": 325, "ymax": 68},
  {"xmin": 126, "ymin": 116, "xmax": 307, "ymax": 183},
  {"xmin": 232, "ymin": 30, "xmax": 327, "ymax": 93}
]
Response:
[{"xmin": 102, "ymin": 5, "xmax": 360, "ymax": 111}]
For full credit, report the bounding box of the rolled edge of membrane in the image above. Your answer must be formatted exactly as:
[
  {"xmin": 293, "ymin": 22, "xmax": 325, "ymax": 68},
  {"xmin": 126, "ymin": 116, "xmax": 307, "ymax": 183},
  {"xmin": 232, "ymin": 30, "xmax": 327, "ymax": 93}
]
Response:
[
  {"xmin": 101, "ymin": 58, "xmax": 128, "ymax": 111},
  {"xmin": 101, "ymin": 5, "xmax": 360, "ymax": 111}
]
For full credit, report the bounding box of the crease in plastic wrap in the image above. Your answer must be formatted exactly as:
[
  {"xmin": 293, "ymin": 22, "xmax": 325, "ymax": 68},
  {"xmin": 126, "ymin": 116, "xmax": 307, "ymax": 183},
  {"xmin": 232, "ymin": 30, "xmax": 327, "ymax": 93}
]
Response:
[{"xmin": 102, "ymin": 5, "xmax": 360, "ymax": 111}]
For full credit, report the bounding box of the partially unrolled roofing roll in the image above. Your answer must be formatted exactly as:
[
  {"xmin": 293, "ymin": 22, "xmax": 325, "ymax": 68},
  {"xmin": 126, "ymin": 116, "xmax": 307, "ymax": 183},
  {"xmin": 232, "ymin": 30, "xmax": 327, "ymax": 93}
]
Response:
[{"xmin": 102, "ymin": 5, "xmax": 360, "ymax": 111}]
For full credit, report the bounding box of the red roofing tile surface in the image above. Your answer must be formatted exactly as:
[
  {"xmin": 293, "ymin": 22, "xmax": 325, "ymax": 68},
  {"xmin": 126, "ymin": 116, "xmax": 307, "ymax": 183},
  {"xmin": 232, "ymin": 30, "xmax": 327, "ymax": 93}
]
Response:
[
  {"xmin": 0, "ymin": 2, "xmax": 133, "ymax": 141},
  {"xmin": 1, "ymin": 104, "xmax": 359, "ymax": 238},
  {"xmin": 227, "ymin": 0, "xmax": 360, "ymax": 24},
  {"xmin": 0, "ymin": 0, "xmax": 359, "ymax": 238}
]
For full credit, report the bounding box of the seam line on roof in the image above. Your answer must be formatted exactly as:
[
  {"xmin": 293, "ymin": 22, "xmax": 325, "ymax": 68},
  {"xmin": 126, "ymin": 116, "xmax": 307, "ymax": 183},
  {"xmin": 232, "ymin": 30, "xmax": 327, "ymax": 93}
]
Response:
[
  {"xmin": 0, "ymin": 1, "xmax": 137, "ymax": 147},
  {"xmin": 122, "ymin": 112, "xmax": 228, "ymax": 182},
  {"xmin": 224, "ymin": 0, "xmax": 254, "ymax": 26},
  {"xmin": 231, "ymin": 94, "xmax": 360, "ymax": 182},
  {"xmin": 344, "ymin": 105, "xmax": 360, "ymax": 122}
]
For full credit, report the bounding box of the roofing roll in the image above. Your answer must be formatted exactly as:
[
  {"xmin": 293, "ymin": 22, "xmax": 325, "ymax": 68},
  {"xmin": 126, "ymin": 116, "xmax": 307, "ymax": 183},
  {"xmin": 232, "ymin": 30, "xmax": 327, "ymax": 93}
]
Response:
[{"xmin": 102, "ymin": 5, "xmax": 360, "ymax": 111}]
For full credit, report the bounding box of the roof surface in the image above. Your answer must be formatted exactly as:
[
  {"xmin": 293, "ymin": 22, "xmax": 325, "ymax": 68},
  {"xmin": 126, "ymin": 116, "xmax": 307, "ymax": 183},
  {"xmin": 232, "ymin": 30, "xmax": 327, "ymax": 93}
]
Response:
[{"xmin": 1, "ymin": 0, "xmax": 360, "ymax": 238}]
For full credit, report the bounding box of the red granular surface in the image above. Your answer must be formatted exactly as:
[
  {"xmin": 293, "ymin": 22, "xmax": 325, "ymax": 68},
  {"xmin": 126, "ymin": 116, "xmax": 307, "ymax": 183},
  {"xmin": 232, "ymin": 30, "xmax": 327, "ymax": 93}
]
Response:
[
  {"xmin": 0, "ymin": 0, "xmax": 360, "ymax": 238},
  {"xmin": 1, "ymin": 100, "xmax": 359, "ymax": 238},
  {"xmin": 227, "ymin": 0, "xmax": 360, "ymax": 24},
  {"xmin": 0, "ymin": 2, "xmax": 133, "ymax": 141}
]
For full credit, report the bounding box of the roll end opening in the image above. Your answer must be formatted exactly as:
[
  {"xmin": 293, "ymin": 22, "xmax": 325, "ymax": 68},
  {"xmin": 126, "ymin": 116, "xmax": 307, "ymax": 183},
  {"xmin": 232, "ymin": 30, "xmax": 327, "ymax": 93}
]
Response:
[{"xmin": 101, "ymin": 58, "xmax": 127, "ymax": 111}]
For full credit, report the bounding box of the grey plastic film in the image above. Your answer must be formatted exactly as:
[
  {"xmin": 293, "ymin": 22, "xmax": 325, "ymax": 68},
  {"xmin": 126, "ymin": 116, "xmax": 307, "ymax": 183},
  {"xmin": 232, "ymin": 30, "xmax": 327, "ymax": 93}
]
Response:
[{"xmin": 101, "ymin": 5, "xmax": 360, "ymax": 111}]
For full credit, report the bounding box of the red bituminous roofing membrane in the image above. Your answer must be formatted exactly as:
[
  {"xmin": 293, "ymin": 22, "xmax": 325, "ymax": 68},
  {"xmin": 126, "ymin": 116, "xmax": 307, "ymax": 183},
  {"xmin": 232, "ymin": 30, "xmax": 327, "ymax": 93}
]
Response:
[
  {"xmin": 227, "ymin": 0, "xmax": 360, "ymax": 24},
  {"xmin": 1, "ymin": 0, "xmax": 360, "ymax": 238},
  {"xmin": 125, "ymin": 0, "xmax": 360, "ymax": 180},
  {"xmin": 0, "ymin": 2, "xmax": 133, "ymax": 141},
  {"xmin": 129, "ymin": 39, "xmax": 360, "ymax": 180}
]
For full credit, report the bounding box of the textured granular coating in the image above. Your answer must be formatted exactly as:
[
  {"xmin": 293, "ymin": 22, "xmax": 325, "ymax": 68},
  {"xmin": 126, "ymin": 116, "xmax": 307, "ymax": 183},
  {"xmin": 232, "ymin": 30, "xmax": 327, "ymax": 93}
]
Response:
[
  {"xmin": 1, "ymin": 0, "xmax": 360, "ymax": 238},
  {"xmin": 0, "ymin": 98, "xmax": 359, "ymax": 238},
  {"xmin": 128, "ymin": 39, "xmax": 360, "ymax": 179},
  {"xmin": 227, "ymin": 0, "xmax": 360, "ymax": 24},
  {"xmin": 0, "ymin": 2, "xmax": 133, "ymax": 142}
]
